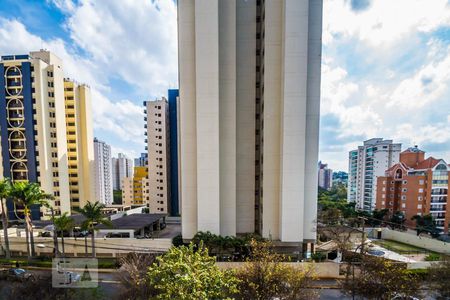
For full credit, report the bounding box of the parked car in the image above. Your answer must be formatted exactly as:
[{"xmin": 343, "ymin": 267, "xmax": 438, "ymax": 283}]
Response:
[
  {"xmin": 73, "ymin": 230, "xmax": 89, "ymax": 237},
  {"xmin": 40, "ymin": 231, "xmax": 52, "ymax": 237},
  {"xmin": 0, "ymin": 268, "xmax": 33, "ymax": 282}
]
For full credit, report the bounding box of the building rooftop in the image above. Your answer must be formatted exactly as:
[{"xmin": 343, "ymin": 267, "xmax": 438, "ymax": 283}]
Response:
[
  {"xmin": 415, "ymin": 157, "xmax": 441, "ymax": 170},
  {"xmin": 96, "ymin": 213, "xmax": 166, "ymax": 230}
]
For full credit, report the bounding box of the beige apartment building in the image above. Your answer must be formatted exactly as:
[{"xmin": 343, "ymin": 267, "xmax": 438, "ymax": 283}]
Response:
[
  {"xmin": 145, "ymin": 98, "xmax": 170, "ymax": 213},
  {"xmin": 178, "ymin": 0, "xmax": 323, "ymax": 243},
  {"xmin": 122, "ymin": 166, "xmax": 150, "ymax": 207},
  {"xmin": 0, "ymin": 50, "xmax": 95, "ymax": 219}
]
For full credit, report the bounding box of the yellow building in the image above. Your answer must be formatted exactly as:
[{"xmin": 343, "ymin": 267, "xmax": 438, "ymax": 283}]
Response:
[
  {"xmin": 64, "ymin": 79, "xmax": 95, "ymax": 210},
  {"xmin": 0, "ymin": 50, "xmax": 94, "ymax": 219},
  {"xmin": 122, "ymin": 166, "xmax": 149, "ymax": 207}
]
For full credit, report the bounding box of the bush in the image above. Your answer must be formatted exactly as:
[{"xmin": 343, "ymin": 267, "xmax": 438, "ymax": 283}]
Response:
[
  {"xmin": 172, "ymin": 234, "xmax": 185, "ymax": 247},
  {"xmin": 424, "ymin": 253, "xmax": 441, "ymax": 261},
  {"xmin": 236, "ymin": 239, "xmax": 317, "ymax": 300},
  {"xmin": 148, "ymin": 243, "xmax": 239, "ymax": 300},
  {"xmin": 311, "ymin": 252, "xmax": 327, "ymax": 262}
]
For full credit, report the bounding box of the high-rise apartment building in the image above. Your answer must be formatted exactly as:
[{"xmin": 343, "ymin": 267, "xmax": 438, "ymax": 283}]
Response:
[
  {"xmin": 318, "ymin": 161, "xmax": 332, "ymax": 190},
  {"xmin": 0, "ymin": 50, "xmax": 94, "ymax": 219},
  {"xmin": 178, "ymin": 0, "xmax": 323, "ymax": 243},
  {"xmin": 168, "ymin": 89, "xmax": 180, "ymax": 216},
  {"xmin": 63, "ymin": 79, "xmax": 95, "ymax": 209},
  {"xmin": 134, "ymin": 153, "xmax": 148, "ymax": 167},
  {"xmin": 376, "ymin": 147, "xmax": 449, "ymax": 233},
  {"xmin": 93, "ymin": 138, "xmax": 113, "ymax": 205},
  {"xmin": 144, "ymin": 98, "xmax": 170, "ymax": 213},
  {"xmin": 122, "ymin": 166, "xmax": 149, "ymax": 207},
  {"xmin": 348, "ymin": 138, "xmax": 401, "ymax": 211},
  {"xmin": 112, "ymin": 153, "xmax": 133, "ymax": 191}
]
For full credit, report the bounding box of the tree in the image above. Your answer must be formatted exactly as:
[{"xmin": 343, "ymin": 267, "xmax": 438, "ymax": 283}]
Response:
[
  {"xmin": 411, "ymin": 214, "xmax": 440, "ymax": 237},
  {"xmin": 118, "ymin": 252, "xmax": 157, "ymax": 299},
  {"xmin": 0, "ymin": 178, "xmax": 12, "ymax": 258},
  {"xmin": 236, "ymin": 239, "xmax": 317, "ymax": 300},
  {"xmin": 147, "ymin": 243, "xmax": 239, "ymax": 300},
  {"xmin": 428, "ymin": 256, "xmax": 450, "ymax": 299},
  {"xmin": 368, "ymin": 209, "xmax": 389, "ymax": 226},
  {"xmin": 342, "ymin": 255, "xmax": 421, "ymax": 299},
  {"xmin": 53, "ymin": 212, "xmax": 74, "ymax": 257},
  {"xmin": 75, "ymin": 201, "xmax": 112, "ymax": 257},
  {"xmin": 389, "ymin": 211, "xmax": 406, "ymax": 230},
  {"xmin": 9, "ymin": 181, "xmax": 52, "ymax": 258}
]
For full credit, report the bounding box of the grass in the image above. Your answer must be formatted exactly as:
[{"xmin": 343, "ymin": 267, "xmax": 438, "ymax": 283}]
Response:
[
  {"xmin": 371, "ymin": 239, "xmax": 432, "ymax": 254},
  {"xmin": 0, "ymin": 257, "xmax": 119, "ymax": 269}
]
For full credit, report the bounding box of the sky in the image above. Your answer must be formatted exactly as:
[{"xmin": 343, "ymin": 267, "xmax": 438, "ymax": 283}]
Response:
[{"xmin": 0, "ymin": 0, "xmax": 449, "ymax": 172}]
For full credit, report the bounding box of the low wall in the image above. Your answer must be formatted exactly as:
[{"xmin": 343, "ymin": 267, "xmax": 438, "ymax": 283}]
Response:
[
  {"xmin": 6, "ymin": 237, "xmax": 173, "ymax": 257},
  {"xmin": 381, "ymin": 228, "xmax": 450, "ymax": 254},
  {"xmin": 217, "ymin": 261, "xmax": 343, "ymax": 279}
]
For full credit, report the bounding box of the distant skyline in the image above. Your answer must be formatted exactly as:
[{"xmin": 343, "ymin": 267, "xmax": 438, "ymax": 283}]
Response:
[{"xmin": 1, "ymin": 0, "xmax": 449, "ymax": 171}]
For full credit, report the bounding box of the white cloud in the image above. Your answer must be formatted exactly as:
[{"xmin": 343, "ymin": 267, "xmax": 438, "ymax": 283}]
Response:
[
  {"xmin": 59, "ymin": 0, "xmax": 178, "ymax": 97},
  {"xmin": 388, "ymin": 43, "xmax": 450, "ymax": 108},
  {"xmin": 0, "ymin": 17, "xmax": 144, "ymax": 148},
  {"xmin": 324, "ymin": 0, "xmax": 450, "ymax": 47}
]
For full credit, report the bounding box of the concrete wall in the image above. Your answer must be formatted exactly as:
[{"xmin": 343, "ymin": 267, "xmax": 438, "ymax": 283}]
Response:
[
  {"xmin": 7, "ymin": 237, "xmax": 172, "ymax": 257},
  {"xmin": 381, "ymin": 228, "xmax": 450, "ymax": 254}
]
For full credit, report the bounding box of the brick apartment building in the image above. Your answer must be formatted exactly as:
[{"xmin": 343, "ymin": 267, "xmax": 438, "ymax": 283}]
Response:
[{"xmin": 376, "ymin": 147, "xmax": 449, "ymax": 233}]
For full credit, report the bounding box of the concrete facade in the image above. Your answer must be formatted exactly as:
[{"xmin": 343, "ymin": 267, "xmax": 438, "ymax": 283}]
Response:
[
  {"xmin": 93, "ymin": 138, "xmax": 113, "ymax": 205},
  {"xmin": 376, "ymin": 147, "xmax": 449, "ymax": 233},
  {"xmin": 145, "ymin": 99, "xmax": 170, "ymax": 213},
  {"xmin": 63, "ymin": 79, "xmax": 95, "ymax": 209},
  {"xmin": 348, "ymin": 138, "xmax": 401, "ymax": 212},
  {"xmin": 112, "ymin": 153, "xmax": 134, "ymax": 191},
  {"xmin": 178, "ymin": 0, "xmax": 323, "ymax": 242},
  {"xmin": 0, "ymin": 51, "xmax": 93, "ymax": 219},
  {"xmin": 318, "ymin": 161, "xmax": 332, "ymax": 190},
  {"xmin": 122, "ymin": 166, "xmax": 149, "ymax": 207}
]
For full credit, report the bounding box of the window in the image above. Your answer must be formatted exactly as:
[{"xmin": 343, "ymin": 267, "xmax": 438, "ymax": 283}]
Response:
[
  {"xmin": 417, "ymin": 204, "xmax": 422, "ymax": 209},
  {"xmin": 419, "ymin": 188, "xmax": 424, "ymax": 193},
  {"xmin": 402, "ymin": 188, "xmax": 407, "ymax": 192},
  {"xmin": 401, "ymin": 195, "xmax": 406, "ymax": 200},
  {"xmin": 418, "ymin": 196, "xmax": 422, "ymax": 201},
  {"xmin": 401, "ymin": 203, "xmax": 406, "ymax": 208}
]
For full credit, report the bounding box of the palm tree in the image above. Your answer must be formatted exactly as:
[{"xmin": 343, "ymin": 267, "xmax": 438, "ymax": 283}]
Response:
[
  {"xmin": 9, "ymin": 181, "xmax": 52, "ymax": 258},
  {"xmin": 75, "ymin": 201, "xmax": 112, "ymax": 257},
  {"xmin": 53, "ymin": 212, "xmax": 74, "ymax": 257},
  {"xmin": 0, "ymin": 178, "xmax": 12, "ymax": 258}
]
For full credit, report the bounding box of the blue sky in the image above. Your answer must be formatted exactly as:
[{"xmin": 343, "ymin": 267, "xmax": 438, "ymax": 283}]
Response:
[{"xmin": 1, "ymin": 0, "xmax": 450, "ymax": 171}]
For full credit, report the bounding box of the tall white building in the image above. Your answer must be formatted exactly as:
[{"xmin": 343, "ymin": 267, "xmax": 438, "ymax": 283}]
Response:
[
  {"xmin": 348, "ymin": 138, "xmax": 401, "ymax": 211},
  {"xmin": 145, "ymin": 98, "xmax": 170, "ymax": 213},
  {"xmin": 178, "ymin": 0, "xmax": 323, "ymax": 243},
  {"xmin": 93, "ymin": 138, "xmax": 113, "ymax": 205},
  {"xmin": 111, "ymin": 153, "xmax": 133, "ymax": 191}
]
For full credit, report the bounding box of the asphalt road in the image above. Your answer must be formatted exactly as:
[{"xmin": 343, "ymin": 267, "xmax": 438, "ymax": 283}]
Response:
[{"xmin": 0, "ymin": 269, "xmax": 438, "ymax": 300}]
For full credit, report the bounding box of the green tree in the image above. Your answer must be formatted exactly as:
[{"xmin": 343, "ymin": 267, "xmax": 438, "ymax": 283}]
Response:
[
  {"xmin": 0, "ymin": 178, "xmax": 12, "ymax": 258},
  {"xmin": 75, "ymin": 201, "xmax": 112, "ymax": 257},
  {"xmin": 9, "ymin": 181, "xmax": 52, "ymax": 258},
  {"xmin": 147, "ymin": 243, "xmax": 239, "ymax": 300},
  {"xmin": 236, "ymin": 239, "xmax": 317, "ymax": 300},
  {"xmin": 53, "ymin": 212, "xmax": 74, "ymax": 257},
  {"xmin": 411, "ymin": 214, "xmax": 440, "ymax": 237},
  {"xmin": 342, "ymin": 255, "xmax": 421, "ymax": 299},
  {"xmin": 390, "ymin": 211, "xmax": 406, "ymax": 230}
]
